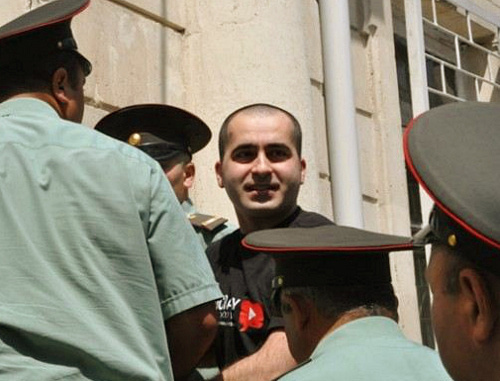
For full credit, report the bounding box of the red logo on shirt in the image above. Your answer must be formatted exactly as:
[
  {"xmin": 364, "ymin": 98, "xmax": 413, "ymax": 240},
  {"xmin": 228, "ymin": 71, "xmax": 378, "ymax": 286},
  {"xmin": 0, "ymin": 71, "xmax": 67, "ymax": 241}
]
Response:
[{"xmin": 239, "ymin": 300, "xmax": 265, "ymax": 332}]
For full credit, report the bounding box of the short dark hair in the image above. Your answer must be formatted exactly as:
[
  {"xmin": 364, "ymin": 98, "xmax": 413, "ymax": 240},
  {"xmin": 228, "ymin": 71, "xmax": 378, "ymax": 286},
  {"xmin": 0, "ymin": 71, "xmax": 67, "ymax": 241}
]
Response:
[
  {"xmin": 218, "ymin": 103, "xmax": 302, "ymax": 160},
  {"xmin": 436, "ymin": 244, "xmax": 500, "ymax": 318},
  {"xmin": 283, "ymin": 284, "xmax": 398, "ymax": 322},
  {"xmin": 435, "ymin": 243, "xmax": 495, "ymax": 295},
  {"xmin": 0, "ymin": 50, "xmax": 84, "ymax": 102},
  {"xmin": 158, "ymin": 152, "xmax": 192, "ymax": 172}
]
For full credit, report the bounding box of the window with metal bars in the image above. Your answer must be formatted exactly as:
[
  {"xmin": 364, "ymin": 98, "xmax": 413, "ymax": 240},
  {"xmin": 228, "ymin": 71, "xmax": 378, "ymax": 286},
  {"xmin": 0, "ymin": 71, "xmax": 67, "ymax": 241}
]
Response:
[
  {"xmin": 393, "ymin": 0, "xmax": 500, "ymax": 349},
  {"xmin": 423, "ymin": 0, "xmax": 500, "ymax": 103}
]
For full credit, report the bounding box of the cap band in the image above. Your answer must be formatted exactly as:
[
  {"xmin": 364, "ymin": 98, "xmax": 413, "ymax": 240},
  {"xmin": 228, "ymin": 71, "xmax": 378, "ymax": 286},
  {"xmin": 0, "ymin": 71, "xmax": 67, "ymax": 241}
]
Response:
[
  {"xmin": 138, "ymin": 142, "xmax": 190, "ymax": 163},
  {"xmin": 275, "ymin": 253, "xmax": 392, "ymax": 287},
  {"xmin": 429, "ymin": 206, "xmax": 500, "ymax": 276}
]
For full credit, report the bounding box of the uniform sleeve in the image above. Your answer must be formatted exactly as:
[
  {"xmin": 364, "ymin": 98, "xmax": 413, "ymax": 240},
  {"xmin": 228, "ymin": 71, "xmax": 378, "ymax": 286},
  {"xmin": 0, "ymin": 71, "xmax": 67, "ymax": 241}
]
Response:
[{"xmin": 146, "ymin": 164, "xmax": 222, "ymax": 320}]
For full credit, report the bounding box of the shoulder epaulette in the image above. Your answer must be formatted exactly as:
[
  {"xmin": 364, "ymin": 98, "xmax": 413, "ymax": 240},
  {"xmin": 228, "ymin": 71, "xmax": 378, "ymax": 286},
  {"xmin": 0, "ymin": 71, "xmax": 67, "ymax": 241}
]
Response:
[{"xmin": 189, "ymin": 213, "xmax": 228, "ymax": 232}]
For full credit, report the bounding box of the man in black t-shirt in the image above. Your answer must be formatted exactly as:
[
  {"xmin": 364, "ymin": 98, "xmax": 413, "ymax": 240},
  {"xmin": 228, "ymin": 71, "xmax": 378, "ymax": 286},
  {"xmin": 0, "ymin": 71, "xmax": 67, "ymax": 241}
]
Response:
[{"xmin": 206, "ymin": 103, "xmax": 333, "ymax": 381}]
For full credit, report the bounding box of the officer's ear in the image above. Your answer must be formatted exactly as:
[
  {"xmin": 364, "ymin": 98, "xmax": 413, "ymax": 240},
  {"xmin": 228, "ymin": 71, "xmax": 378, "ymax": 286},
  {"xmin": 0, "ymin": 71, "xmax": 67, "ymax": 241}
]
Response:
[
  {"xmin": 281, "ymin": 292, "xmax": 311, "ymax": 332},
  {"xmin": 183, "ymin": 162, "xmax": 195, "ymax": 190},
  {"xmin": 458, "ymin": 268, "xmax": 499, "ymax": 343},
  {"xmin": 51, "ymin": 67, "xmax": 72, "ymax": 105}
]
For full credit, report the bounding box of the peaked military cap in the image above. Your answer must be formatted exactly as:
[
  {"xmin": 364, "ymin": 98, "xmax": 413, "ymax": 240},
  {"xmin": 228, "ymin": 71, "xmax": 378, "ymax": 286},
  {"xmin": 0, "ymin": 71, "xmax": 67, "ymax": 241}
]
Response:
[
  {"xmin": 243, "ymin": 225, "xmax": 413, "ymax": 287},
  {"xmin": 404, "ymin": 102, "xmax": 500, "ymax": 272},
  {"xmin": 95, "ymin": 104, "xmax": 212, "ymax": 164},
  {"xmin": 0, "ymin": 0, "xmax": 92, "ymax": 75}
]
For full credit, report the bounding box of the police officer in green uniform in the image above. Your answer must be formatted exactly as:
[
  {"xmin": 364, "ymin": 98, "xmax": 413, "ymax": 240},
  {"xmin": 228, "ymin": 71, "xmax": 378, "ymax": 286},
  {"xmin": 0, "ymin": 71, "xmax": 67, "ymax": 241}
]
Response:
[
  {"xmin": 243, "ymin": 225, "xmax": 452, "ymax": 380},
  {"xmin": 95, "ymin": 104, "xmax": 236, "ymax": 249},
  {"xmin": 0, "ymin": 1, "xmax": 221, "ymax": 379},
  {"xmin": 405, "ymin": 102, "xmax": 500, "ymax": 381}
]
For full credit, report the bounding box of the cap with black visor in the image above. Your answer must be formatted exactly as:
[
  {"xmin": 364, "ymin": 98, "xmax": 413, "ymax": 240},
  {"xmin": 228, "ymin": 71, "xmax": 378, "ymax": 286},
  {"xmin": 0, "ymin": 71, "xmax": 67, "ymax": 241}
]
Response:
[
  {"xmin": 243, "ymin": 225, "xmax": 414, "ymax": 317},
  {"xmin": 94, "ymin": 104, "xmax": 211, "ymax": 172},
  {"xmin": 0, "ymin": 0, "xmax": 92, "ymax": 77}
]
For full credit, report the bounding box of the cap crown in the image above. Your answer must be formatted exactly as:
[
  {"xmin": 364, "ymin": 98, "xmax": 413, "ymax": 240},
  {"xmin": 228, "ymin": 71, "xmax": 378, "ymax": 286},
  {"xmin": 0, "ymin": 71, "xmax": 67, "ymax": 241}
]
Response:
[
  {"xmin": 0, "ymin": 0, "xmax": 91, "ymax": 72},
  {"xmin": 404, "ymin": 102, "xmax": 500, "ymax": 250}
]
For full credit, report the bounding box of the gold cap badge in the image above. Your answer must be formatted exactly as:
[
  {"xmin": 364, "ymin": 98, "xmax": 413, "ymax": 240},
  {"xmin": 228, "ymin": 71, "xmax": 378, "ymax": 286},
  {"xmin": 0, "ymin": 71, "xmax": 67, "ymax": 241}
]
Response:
[{"xmin": 128, "ymin": 133, "xmax": 142, "ymax": 146}]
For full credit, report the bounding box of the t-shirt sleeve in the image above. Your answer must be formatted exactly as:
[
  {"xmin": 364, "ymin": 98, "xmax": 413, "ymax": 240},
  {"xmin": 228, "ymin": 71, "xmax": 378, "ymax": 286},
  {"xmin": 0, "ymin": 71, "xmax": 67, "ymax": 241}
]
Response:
[
  {"xmin": 267, "ymin": 316, "xmax": 284, "ymax": 331},
  {"xmin": 146, "ymin": 165, "xmax": 222, "ymax": 320}
]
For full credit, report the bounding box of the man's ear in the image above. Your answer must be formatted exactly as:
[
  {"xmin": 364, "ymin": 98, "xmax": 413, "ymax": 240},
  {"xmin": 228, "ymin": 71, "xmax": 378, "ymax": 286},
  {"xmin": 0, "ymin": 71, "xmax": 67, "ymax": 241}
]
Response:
[
  {"xmin": 459, "ymin": 268, "xmax": 498, "ymax": 343},
  {"xmin": 215, "ymin": 161, "xmax": 224, "ymax": 188},
  {"xmin": 183, "ymin": 162, "xmax": 195, "ymax": 190},
  {"xmin": 300, "ymin": 158, "xmax": 306, "ymax": 184},
  {"xmin": 282, "ymin": 293, "xmax": 311, "ymax": 332},
  {"xmin": 51, "ymin": 67, "xmax": 71, "ymax": 105}
]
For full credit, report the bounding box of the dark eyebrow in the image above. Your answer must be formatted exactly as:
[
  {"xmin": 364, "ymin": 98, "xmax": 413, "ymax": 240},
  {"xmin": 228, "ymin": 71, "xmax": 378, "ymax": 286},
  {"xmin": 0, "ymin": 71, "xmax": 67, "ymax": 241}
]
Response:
[
  {"xmin": 266, "ymin": 143, "xmax": 291, "ymax": 149},
  {"xmin": 232, "ymin": 144, "xmax": 256, "ymax": 151}
]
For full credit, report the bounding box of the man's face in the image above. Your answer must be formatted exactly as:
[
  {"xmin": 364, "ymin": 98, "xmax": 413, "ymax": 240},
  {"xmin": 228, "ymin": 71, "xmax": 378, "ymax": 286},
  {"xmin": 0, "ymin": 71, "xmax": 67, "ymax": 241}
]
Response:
[
  {"xmin": 216, "ymin": 111, "xmax": 305, "ymax": 222},
  {"xmin": 427, "ymin": 245, "xmax": 470, "ymax": 381}
]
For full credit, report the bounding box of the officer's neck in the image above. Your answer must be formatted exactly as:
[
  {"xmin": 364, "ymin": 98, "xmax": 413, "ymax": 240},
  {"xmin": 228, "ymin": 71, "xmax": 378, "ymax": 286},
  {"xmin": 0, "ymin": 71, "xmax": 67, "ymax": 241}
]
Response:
[{"xmin": 11, "ymin": 93, "xmax": 63, "ymax": 118}]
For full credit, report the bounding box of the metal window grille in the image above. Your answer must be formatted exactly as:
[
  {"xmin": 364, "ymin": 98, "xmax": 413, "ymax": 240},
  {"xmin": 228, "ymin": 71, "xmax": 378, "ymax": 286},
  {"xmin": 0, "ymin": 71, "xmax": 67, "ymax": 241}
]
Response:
[
  {"xmin": 422, "ymin": 0, "xmax": 500, "ymax": 104},
  {"xmin": 394, "ymin": 0, "xmax": 500, "ymax": 348}
]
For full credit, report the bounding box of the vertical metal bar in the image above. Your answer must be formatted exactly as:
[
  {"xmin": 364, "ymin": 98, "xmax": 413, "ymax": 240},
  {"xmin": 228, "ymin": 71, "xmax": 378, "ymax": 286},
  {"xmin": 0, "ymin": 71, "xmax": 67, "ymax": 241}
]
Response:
[
  {"xmin": 440, "ymin": 63, "xmax": 447, "ymax": 94},
  {"xmin": 475, "ymin": 77, "xmax": 480, "ymax": 100},
  {"xmin": 455, "ymin": 35, "xmax": 462, "ymax": 69},
  {"xmin": 431, "ymin": 0, "xmax": 438, "ymax": 24},
  {"xmin": 497, "ymin": 27, "xmax": 500, "ymax": 54},
  {"xmin": 466, "ymin": 11, "xmax": 473, "ymax": 42},
  {"xmin": 487, "ymin": 54, "xmax": 493, "ymax": 82}
]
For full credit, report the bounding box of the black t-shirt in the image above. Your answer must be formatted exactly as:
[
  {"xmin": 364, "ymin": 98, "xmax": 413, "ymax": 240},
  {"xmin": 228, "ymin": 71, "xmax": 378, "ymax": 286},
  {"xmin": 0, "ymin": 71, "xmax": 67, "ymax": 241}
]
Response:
[{"xmin": 207, "ymin": 207, "xmax": 333, "ymax": 368}]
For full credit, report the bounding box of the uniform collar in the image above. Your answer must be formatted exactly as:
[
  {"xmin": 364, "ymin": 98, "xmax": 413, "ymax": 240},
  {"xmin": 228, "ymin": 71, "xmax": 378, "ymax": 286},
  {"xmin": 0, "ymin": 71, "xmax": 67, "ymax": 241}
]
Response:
[
  {"xmin": 312, "ymin": 316, "xmax": 402, "ymax": 359},
  {"xmin": 0, "ymin": 97, "xmax": 59, "ymax": 119}
]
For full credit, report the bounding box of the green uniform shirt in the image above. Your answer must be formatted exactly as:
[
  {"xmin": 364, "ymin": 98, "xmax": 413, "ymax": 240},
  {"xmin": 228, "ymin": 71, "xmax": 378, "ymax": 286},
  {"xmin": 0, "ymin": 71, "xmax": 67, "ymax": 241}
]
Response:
[
  {"xmin": 0, "ymin": 98, "xmax": 222, "ymax": 380},
  {"xmin": 278, "ymin": 317, "xmax": 452, "ymax": 381}
]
